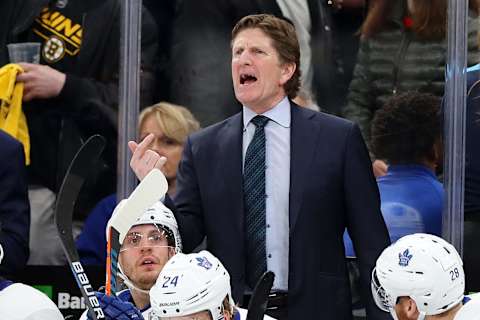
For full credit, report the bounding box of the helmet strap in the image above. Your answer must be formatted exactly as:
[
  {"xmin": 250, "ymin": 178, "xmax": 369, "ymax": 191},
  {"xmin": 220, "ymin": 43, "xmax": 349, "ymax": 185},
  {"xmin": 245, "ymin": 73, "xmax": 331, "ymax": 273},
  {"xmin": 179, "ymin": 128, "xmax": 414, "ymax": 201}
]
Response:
[{"xmin": 117, "ymin": 261, "xmax": 150, "ymax": 295}]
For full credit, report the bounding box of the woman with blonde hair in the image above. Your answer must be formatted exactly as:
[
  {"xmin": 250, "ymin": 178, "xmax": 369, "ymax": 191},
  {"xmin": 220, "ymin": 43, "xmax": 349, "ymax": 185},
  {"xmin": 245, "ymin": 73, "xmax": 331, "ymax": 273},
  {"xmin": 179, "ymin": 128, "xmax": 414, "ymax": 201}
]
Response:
[
  {"xmin": 138, "ymin": 102, "xmax": 200, "ymax": 195},
  {"xmin": 76, "ymin": 102, "xmax": 199, "ymax": 265}
]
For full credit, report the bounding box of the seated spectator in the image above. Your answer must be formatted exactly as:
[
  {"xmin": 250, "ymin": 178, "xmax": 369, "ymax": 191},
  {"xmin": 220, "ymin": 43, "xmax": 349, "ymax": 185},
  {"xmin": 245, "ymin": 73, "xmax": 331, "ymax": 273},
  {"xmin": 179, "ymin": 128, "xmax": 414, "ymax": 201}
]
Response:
[
  {"xmin": 149, "ymin": 250, "xmax": 275, "ymax": 320},
  {"xmin": 345, "ymin": 92, "xmax": 443, "ymax": 256},
  {"xmin": 0, "ymin": 244, "xmax": 63, "ymax": 320},
  {"xmin": 0, "ymin": 130, "xmax": 29, "ymax": 278},
  {"xmin": 343, "ymin": 0, "xmax": 480, "ymax": 147},
  {"xmin": 76, "ymin": 102, "xmax": 199, "ymax": 265}
]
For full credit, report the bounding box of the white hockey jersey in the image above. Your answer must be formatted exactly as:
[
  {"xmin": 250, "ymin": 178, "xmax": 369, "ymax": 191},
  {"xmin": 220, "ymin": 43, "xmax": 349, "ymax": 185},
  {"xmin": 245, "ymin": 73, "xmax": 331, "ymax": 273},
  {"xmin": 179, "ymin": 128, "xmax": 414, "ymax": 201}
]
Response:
[
  {"xmin": 454, "ymin": 294, "xmax": 480, "ymax": 320},
  {"xmin": 0, "ymin": 282, "xmax": 64, "ymax": 320}
]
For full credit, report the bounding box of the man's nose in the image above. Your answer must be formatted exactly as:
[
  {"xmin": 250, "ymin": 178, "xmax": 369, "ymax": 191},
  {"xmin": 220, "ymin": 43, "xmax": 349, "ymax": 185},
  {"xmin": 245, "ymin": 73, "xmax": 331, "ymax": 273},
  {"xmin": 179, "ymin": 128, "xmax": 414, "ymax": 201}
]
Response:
[
  {"xmin": 238, "ymin": 51, "xmax": 252, "ymax": 65},
  {"xmin": 139, "ymin": 238, "xmax": 154, "ymax": 250}
]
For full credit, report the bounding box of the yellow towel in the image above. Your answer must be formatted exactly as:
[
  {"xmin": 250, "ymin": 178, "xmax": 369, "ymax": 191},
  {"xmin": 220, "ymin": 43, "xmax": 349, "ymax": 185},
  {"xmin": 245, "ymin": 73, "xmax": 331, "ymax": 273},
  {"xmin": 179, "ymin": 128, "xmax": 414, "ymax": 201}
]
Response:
[{"xmin": 0, "ymin": 64, "xmax": 30, "ymax": 165}]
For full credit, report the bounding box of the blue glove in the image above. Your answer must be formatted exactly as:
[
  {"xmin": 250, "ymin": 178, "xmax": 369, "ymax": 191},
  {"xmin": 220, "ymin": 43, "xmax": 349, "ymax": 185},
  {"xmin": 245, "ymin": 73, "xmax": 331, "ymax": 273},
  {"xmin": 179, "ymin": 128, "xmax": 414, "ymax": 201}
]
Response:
[{"xmin": 87, "ymin": 292, "xmax": 144, "ymax": 320}]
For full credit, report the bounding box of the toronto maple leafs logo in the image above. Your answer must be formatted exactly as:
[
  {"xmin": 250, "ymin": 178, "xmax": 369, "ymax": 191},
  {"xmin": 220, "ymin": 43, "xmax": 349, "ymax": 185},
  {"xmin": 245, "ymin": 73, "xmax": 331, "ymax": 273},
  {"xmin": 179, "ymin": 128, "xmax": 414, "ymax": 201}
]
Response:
[
  {"xmin": 196, "ymin": 256, "xmax": 212, "ymax": 270},
  {"xmin": 398, "ymin": 249, "xmax": 413, "ymax": 267}
]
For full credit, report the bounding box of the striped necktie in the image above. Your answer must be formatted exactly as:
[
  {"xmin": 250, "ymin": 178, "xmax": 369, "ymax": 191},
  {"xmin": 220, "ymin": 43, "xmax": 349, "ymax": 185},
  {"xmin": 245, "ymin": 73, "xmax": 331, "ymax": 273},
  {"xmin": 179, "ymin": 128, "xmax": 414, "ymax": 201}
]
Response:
[{"xmin": 244, "ymin": 115, "xmax": 269, "ymax": 289}]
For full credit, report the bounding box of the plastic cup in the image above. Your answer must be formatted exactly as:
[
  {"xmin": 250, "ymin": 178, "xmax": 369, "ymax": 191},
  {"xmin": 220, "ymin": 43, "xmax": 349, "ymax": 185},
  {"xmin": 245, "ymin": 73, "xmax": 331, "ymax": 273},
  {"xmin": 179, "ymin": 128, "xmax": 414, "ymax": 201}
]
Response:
[{"xmin": 7, "ymin": 42, "xmax": 41, "ymax": 64}]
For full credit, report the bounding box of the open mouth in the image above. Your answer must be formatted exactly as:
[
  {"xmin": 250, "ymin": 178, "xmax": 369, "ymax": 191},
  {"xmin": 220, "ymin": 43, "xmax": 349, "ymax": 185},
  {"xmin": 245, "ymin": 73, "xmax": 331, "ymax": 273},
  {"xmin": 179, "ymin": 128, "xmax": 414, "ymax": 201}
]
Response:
[
  {"xmin": 240, "ymin": 73, "xmax": 257, "ymax": 85},
  {"xmin": 140, "ymin": 257, "xmax": 156, "ymax": 266}
]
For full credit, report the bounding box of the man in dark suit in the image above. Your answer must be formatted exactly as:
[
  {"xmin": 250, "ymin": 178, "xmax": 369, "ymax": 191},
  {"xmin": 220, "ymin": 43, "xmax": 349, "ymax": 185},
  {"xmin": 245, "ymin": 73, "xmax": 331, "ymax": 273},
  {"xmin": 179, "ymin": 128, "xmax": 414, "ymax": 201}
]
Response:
[
  {"xmin": 0, "ymin": 130, "xmax": 30, "ymax": 278},
  {"xmin": 130, "ymin": 14, "xmax": 389, "ymax": 320}
]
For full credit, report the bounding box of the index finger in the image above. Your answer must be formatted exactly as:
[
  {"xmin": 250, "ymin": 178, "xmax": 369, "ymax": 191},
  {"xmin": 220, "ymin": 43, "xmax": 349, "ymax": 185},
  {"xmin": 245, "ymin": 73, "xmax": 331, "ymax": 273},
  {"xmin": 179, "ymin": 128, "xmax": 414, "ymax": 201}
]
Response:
[{"xmin": 17, "ymin": 63, "xmax": 36, "ymax": 71}]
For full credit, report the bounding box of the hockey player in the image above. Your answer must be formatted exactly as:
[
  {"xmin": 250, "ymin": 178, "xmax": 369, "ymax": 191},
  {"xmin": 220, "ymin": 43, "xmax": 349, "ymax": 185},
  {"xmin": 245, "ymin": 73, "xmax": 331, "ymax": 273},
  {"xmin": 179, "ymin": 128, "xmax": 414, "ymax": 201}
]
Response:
[
  {"xmin": 0, "ymin": 244, "xmax": 64, "ymax": 319},
  {"xmin": 149, "ymin": 250, "xmax": 276, "ymax": 320},
  {"xmin": 82, "ymin": 200, "xmax": 182, "ymax": 319},
  {"xmin": 372, "ymin": 233, "xmax": 480, "ymax": 320}
]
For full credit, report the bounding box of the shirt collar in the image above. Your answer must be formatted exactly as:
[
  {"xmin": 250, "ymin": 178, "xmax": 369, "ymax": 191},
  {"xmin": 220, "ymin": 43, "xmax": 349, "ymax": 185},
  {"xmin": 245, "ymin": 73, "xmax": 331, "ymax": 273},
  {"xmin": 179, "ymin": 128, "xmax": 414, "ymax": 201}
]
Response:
[{"xmin": 242, "ymin": 96, "xmax": 291, "ymax": 130}]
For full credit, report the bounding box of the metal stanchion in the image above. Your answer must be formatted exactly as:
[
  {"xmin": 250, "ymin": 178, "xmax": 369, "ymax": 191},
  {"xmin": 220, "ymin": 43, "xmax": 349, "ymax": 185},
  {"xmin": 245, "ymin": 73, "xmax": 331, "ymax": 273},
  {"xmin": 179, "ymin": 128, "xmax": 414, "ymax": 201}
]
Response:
[
  {"xmin": 443, "ymin": 0, "xmax": 468, "ymax": 255},
  {"xmin": 117, "ymin": 0, "xmax": 142, "ymax": 199}
]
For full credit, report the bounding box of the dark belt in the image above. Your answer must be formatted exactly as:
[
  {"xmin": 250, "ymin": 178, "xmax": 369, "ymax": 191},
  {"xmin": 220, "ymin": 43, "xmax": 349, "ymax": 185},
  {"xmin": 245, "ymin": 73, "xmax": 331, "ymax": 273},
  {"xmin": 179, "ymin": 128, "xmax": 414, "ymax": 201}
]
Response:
[{"xmin": 243, "ymin": 291, "xmax": 288, "ymax": 310}]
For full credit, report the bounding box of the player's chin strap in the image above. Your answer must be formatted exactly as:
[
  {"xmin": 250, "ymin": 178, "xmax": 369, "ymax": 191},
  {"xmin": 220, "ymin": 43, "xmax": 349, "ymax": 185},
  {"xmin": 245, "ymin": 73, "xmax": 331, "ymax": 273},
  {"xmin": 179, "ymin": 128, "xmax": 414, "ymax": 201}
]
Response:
[
  {"xmin": 117, "ymin": 263, "xmax": 150, "ymax": 295},
  {"xmin": 116, "ymin": 244, "xmax": 179, "ymax": 295}
]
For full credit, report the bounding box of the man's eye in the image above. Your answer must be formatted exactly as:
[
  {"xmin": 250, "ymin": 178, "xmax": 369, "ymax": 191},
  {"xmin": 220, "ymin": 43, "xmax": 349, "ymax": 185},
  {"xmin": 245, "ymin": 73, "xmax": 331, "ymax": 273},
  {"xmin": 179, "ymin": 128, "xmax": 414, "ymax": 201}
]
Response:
[
  {"xmin": 150, "ymin": 234, "xmax": 163, "ymax": 242},
  {"xmin": 131, "ymin": 236, "xmax": 140, "ymax": 244},
  {"xmin": 126, "ymin": 234, "xmax": 141, "ymax": 245}
]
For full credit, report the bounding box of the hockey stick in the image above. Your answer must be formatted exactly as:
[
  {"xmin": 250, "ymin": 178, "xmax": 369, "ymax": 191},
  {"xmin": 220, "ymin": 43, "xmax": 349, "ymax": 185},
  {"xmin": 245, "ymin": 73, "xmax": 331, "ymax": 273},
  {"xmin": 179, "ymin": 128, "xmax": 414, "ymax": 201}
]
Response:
[
  {"xmin": 105, "ymin": 168, "xmax": 168, "ymax": 295},
  {"xmin": 55, "ymin": 135, "xmax": 106, "ymax": 320},
  {"xmin": 246, "ymin": 271, "xmax": 275, "ymax": 320}
]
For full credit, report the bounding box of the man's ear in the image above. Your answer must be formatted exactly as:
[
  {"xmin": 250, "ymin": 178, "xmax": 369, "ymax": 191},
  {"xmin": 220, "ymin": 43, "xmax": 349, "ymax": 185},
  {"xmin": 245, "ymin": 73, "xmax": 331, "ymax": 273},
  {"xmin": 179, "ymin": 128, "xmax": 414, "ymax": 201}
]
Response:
[
  {"xmin": 223, "ymin": 310, "xmax": 232, "ymax": 320},
  {"xmin": 279, "ymin": 62, "xmax": 296, "ymax": 85},
  {"xmin": 405, "ymin": 298, "xmax": 420, "ymax": 319}
]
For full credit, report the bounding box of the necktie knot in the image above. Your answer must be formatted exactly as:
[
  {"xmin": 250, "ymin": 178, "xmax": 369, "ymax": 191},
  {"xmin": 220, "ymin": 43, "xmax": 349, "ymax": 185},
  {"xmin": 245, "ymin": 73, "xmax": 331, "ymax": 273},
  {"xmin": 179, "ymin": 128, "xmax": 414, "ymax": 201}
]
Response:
[{"xmin": 251, "ymin": 115, "xmax": 270, "ymax": 128}]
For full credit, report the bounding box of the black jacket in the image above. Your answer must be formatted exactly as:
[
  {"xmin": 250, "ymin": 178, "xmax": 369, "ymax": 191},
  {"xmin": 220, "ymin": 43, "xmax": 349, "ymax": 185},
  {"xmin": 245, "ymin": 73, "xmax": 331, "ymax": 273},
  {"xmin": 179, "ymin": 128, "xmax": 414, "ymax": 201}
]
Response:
[
  {"xmin": 0, "ymin": 131, "xmax": 30, "ymax": 278},
  {"xmin": 0, "ymin": 0, "xmax": 157, "ymax": 206}
]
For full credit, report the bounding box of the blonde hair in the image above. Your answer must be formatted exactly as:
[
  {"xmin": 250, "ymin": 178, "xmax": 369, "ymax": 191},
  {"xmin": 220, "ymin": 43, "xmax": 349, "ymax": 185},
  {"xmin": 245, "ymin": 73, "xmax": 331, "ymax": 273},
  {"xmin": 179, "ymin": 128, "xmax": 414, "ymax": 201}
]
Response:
[{"xmin": 138, "ymin": 102, "xmax": 200, "ymax": 144}]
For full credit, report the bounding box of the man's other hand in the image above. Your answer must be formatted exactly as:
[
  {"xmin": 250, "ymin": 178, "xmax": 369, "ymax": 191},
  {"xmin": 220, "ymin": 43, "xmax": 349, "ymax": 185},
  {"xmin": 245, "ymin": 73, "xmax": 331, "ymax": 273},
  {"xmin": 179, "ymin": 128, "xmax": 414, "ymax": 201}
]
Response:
[{"xmin": 372, "ymin": 159, "xmax": 388, "ymax": 178}]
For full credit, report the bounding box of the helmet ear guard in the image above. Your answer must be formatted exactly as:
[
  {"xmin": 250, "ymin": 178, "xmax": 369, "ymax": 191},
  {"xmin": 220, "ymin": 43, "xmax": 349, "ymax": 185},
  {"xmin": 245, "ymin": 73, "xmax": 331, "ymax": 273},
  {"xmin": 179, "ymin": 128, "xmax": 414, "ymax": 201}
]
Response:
[
  {"xmin": 371, "ymin": 233, "xmax": 464, "ymax": 319},
  {"xmin": 150, "ymin": 250, "xmax": 234, "ymax": 320}
]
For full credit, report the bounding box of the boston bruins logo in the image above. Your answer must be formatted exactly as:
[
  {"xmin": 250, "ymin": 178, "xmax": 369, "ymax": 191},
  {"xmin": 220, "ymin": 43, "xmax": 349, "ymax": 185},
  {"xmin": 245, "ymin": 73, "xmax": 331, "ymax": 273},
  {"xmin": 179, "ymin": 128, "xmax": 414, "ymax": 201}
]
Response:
[{"xmin": 43, "ymin": 36, "xmax": 65, "ymax": 63}]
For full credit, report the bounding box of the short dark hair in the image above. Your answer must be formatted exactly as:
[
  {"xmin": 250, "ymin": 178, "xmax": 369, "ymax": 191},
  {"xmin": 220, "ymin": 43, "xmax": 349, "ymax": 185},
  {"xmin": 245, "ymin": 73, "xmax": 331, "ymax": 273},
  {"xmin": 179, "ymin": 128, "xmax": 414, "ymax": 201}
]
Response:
[
  {"xmin": 231, "ymin": 14, "xmax": 301, "ymax": 99},
  {"xmin": 371, "ymin": 92, "xmax": 442, "ymax": 164}
]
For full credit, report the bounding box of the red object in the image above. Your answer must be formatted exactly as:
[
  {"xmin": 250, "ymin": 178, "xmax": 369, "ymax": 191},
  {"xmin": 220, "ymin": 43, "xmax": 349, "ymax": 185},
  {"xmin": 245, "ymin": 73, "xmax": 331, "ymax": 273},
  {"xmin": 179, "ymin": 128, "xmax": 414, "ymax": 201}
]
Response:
[{"xmin": 403, "ymin": 16, "xmax": 413, "ymax": 29}]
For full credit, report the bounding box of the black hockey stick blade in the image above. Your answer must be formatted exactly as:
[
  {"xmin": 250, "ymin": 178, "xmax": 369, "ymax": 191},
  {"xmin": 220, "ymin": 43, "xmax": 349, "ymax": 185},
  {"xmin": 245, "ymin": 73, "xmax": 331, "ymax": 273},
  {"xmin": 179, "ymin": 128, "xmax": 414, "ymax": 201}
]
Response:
[
  {"xmin": 55, "ymin": 134, "xmax": 106, "ymax": 320},
  {"xmin": 246, "ymin": 271, "xmax": 275, "ymax": 320}
]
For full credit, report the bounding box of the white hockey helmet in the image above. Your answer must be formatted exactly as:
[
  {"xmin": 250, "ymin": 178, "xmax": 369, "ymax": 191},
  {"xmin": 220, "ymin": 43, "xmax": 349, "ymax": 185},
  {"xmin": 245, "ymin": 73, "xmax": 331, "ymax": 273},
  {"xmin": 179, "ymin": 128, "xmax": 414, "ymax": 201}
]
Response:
[
  {"xmin": 107, "ymin": 199, "xmax": 182, "ymax": 252},
  {"xmin": 129, "ymin": 200, "xmax": 182, "ymax": 252},
  {"xmin": 150, "ymin": 250, "xmax": 234, "ymax": 320},
  {"xmin": 372, "ymin": 233, "xmax": 464, "ymax": 320}
]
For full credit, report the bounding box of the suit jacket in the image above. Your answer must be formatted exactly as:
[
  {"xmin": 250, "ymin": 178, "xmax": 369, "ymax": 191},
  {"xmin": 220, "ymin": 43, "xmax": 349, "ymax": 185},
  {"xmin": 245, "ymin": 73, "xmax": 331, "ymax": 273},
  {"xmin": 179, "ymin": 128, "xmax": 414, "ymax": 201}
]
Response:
[
  {"xmin": 0, "ymin": 130, "xmax": 30, "ymax": 278},
  {"xmin": 173, "ymin": 102, "xmax": 390, "ymax": 319},
  {"xmin": 465, "ymin": 69, "xmax": 480, "ymax": 216}
]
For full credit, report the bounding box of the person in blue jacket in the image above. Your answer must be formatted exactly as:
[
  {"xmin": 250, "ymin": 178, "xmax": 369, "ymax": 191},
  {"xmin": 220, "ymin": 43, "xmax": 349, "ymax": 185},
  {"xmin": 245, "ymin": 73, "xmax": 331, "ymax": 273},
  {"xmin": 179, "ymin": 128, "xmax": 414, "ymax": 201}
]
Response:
[{"xmin": 345, "ymin": 91, "xmax": 443, "ymax": 256}]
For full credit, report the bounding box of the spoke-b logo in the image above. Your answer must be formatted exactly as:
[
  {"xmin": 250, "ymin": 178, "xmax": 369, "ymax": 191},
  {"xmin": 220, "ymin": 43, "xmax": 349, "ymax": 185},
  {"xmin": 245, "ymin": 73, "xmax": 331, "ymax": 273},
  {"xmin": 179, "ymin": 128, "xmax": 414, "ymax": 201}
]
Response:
[{"xmin": 43, "ymin": 36, "xmax": 65, "ymax": 63}]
